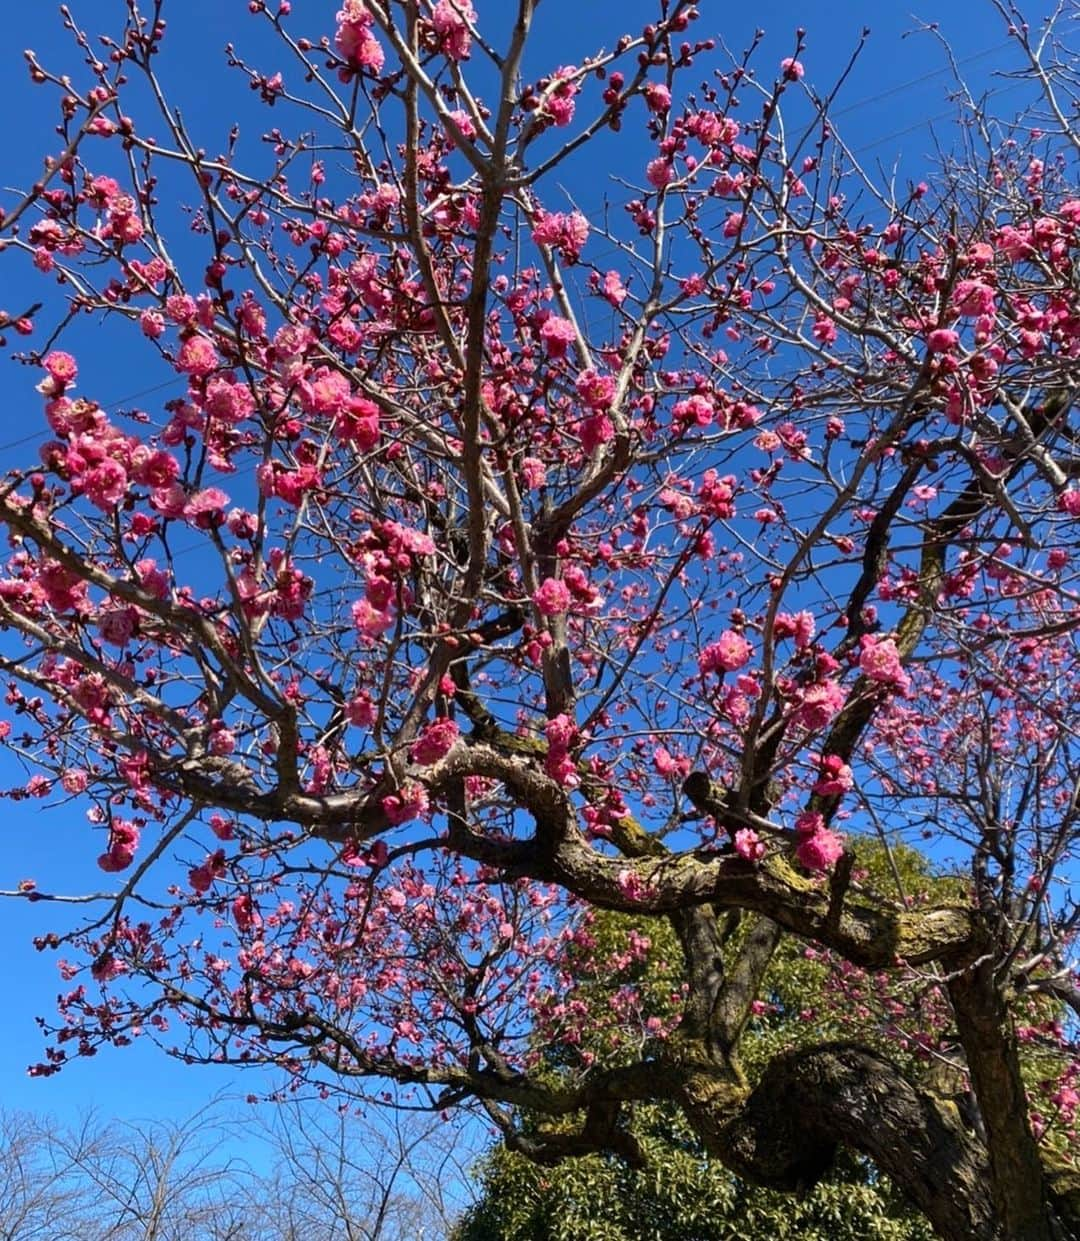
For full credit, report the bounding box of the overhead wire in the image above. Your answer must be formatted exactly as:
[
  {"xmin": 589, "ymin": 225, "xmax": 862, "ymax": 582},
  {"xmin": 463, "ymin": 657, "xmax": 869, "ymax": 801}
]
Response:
[
  {"xmin": 0, "ymin": 39, "xmax": 1031, "ymax": 465},
  {"xmin": 830, "ymin": 40, "xmax": 1012, "ymax": 120},
  {"xmin": 0, "ymin": 377, "xmax": 183, "ymax": 457}
]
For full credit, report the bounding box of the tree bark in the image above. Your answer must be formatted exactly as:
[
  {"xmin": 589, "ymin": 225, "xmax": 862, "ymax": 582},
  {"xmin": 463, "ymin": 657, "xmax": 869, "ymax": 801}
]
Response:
[
  {"xmin": 948, "ymin": 961, "xmax": 1055, "ymax": 1241},
  {"xmin": 696, "ymin": 1043, "xmax": 998, "ymax": 1241}
]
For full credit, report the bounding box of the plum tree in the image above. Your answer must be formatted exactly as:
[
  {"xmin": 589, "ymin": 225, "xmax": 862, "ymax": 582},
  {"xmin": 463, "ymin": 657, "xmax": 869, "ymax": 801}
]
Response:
[
  {"xmin": 457, "ymin": 856, "xmax": 946, "ymax": 1241},
  {"xmin": 1, "ymin": 2, "xmax": 1079, "ymax": 1237}
]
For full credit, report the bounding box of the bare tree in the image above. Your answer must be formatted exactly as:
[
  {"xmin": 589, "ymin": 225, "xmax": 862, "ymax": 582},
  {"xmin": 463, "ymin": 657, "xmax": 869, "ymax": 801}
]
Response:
[
  {"xmin": 0, "ymin": 1101, "xmax": 478, "ymax": 1240},
  {"xmin": 242, "ymin": 1102, "xmax": 479, "ymax": 1240}
]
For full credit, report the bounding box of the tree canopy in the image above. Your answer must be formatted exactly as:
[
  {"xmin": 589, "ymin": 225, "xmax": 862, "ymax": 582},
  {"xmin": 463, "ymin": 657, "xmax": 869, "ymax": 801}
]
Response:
[
  {"xmin": 457, "ymin": 847, "xmax": 945, "ymax": 1240},
  {"xmin": 1, "ymin": 2, "xmax": 1080, "ymax": 1238}
]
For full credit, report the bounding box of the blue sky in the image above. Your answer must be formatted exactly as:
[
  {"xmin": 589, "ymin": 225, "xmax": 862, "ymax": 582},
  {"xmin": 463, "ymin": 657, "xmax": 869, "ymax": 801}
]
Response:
[{"xmin": 0, "ymin": 0, "xmax": 1023, "ymax": 1140}]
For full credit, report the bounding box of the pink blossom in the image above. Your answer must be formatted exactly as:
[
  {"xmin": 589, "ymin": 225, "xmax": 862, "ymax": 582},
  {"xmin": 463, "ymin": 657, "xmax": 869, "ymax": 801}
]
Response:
[
  {"xmin": 98, "ymin": 607, "xmax": 137, "ymax": 647},
  {"xmin": 130, "ymin": 447, "xmax": 180, "ymax": 489},
  {"xmin": 699, "ymin": 630, "xmax": 753, "ymax": 675},
  {"xmin": 136, "ymin": 558, "xmax": 170, "ymax": 600},
  {"xmin": 209, "ymin": 814, "xmax": 234, "ymax": 841},
  {"xmin": 346, "ymin": 694, "xmax": 376, "ymax": 726},
  {"xmin": 97, "ymin": 820, "xmax": 140, "ymax": 872},
  {"xmin": 26, "ymin": 775, "xmax": 50, "ymax": 798},
  {"xmin": 520, "ymin": 457, "xmax": 547, "ymax": 489},
  {"xmin": 533, "ymin": 210, "xmax": 566, "ymax": 249},
  {"xmin": 813, "ymin": 754, "xmax": 854, "ymax": 797},
  {"xmin": 209, "ymin": 727, "xmax": 236, "ymax": 757},
  {"xmin": 580, "ymin": 413, "xmax": 614, "ymax": 454},
  {"xmin": 615, "ymin": 868, "xmax": 655, "ymax": 904},
  {"xmin": 43, "ymin": 351, "xmax": 78, "ymax": 386},
  {"xmin": 90, "ymin": 954, "xmax": 127, "ymax": 982},
  {"xmin": 699, "ymin": 471, "xmax": 736, "ymax": 518},
  {"xmin": 532, "ymin": 211, "xmax": 589, "ymax": 262},
  {"xmin": 542, "ymin": 68, "xmax": 578, "ymax": 127},
  {"xmin": 39, "ymin": 562, "xmax": 88, "ymax": 613},
  {"xmin": 150, "ymin": 482, "xmax": 187, "ymax": 519},
  {"xmin": 270, "ymin": 562, "xmax": 311, "ymax": 622},
  {"xmin": 646, "ymin": 158, "xmax": 675, "ymax": 189},
  {"xmin": 562, "ymin": 564, "xmax": 603, "ymax": 611},
  {"xmin": 352, "ymin": 30, "xmax": 385, "ymax": 71},
  {"xmin": 540, "ymin": 316, "xmax": 576, "ymax": 358},
  {"xmin": 431, "ymin": 0, "xmax": 474, "ymax": 59},
  {"xmin": 534, "ymin": 577, "xmax": 571, "ymax": 616},
  {"xmin": 689, "ymin": 111, "xmax": 740, "ymax": 147},
  {"xmin": 183, "ymin": 487, "xmax": 229, "ymax": 528},
  {"xmin": 1059, "ymin": 488, "xmax": 1080, "ymax": 516},
  {"xmin": 382, "ymin": 782, "xmax": 429, "ymax": 825},
  {"xmin": 352, "ymin": 597, "xmax": 394, "ymax": 637},
  {"xmin": 774, "ymin": 610, "xmax": 816, "ymax": 650},
  {"xmin": 189, "ymin": 850, "xmax": 226, "ymax": 894},
  {"xmin": 859, "ymin": 635, "xmax": 910, "ymax": 692},
  {"xmin": 734, "ymin": 828, "xmax": 766, "ymax": 862},
  {"xmin": 366, "ymin": 575, "xmax": 393, "ymax": 612},
  {"xmin": 409, "ymin": 718, "xmax": 460, "ymax": 766},
  {"xmin": 575, "ymin": 369, "xmax": 616, "ymax": 411},
  {"xmin": 177, "ymin": 335, "xmax": 219, "ymax": 376},
  {"xmin": 272, "ymin": 322, "xmax": 311, "ymax": 361},
  {"xmin": 652, "ymin": 746, "xmax": 680, "ymax": 777},
  {"xmin": 673, "ymin": 394, "xmax": 714, "ymax": 427},
  {"xmin": 927, "ymin": 328, "xmax": 960, "ymax": 354},
  {"xmin": 103, "ymin": 196, "xmax": 144, "ymax": 245},
  {"xmin": 335, "ymin": 397, "xmax": 380, "ymax": 449},
  {"xmin": 952, "ymin": 280, "xmax": 996, "ymax": 318},
  {"xmin": 780, "ymin": 57, "xmax": 805, "ymax": 81},
  {"xmin": 794, "ymin": 811, "xmax": 825, "ymax": 839},
  {"xmin": 83, "ymin": 460, "xmax": 128, "ymax": 511},
  {"xmin": 272, "ymin": 465, "xmax": 321, "ymax": 506},
  {"xmin": 444, "ymin": 109, "xmax": 476, "ymax": 144},
  {"xmin": 381, "ymin": 520, "xmax": 436, "ymax": 558},
  {"xmin": 796, "ymin": 827, "xmax": 845, "ymax": 872},
  {"xmin": 61, "ymin": 769, "xmax": 88, "ymax": 795},
  {"xmin": 813, "ymin": 317, "xmax": 838, "ymax": 345},
  {"xmin": 601, "ymin": 270, "xmax": 628, "ymax": 306},
  {"xmin": 793, "ymin": 680, "xmax": 846, "ymax": 730},
  {"xmin": 37, "ymin": 367, "xmax": 65, "ymax": 403},
  {"xmin": 335, "ymin": 0, "xmax": 385, "ymax": 71},
  {"xmin": 545, "ymin": 713, "xmax": 579, "ymax": 788},
  {"xmin": 28, "ymin": 218, "xmax": 65, "ymax": 250},
  {"xmin": 299, "ymin": 365, "xmax": 351, "ymax": 415},
  {"xmin": 221, "ymin": 510, "xmax": 254, "ymax": 541},
  {"xmin": 204, "ymin": 377, "xmax": 255, "ymax": 424},
  {"xmin": 232, "ymin": 894, "xmax": 258, "ymax": 932},
  {"xmin": 644, "ymin": 83, "xmax": 671, "ymax": 114}
]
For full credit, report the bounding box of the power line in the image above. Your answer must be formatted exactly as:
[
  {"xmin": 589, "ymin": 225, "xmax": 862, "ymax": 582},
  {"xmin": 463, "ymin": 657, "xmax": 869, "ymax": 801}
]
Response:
[
  {"xmin": 545, "ymin": 40, "xmax": 1025, "ymax": 234},
  {"xmin": 831, "ymin": 41, "xmax": 1012, "ymax": 120},
  {"xmin": 0, "ymin": 39, "xmax": 1030, "ymax": 465},
  {"xmin": 854, "ymin": 80, "xmax": 1029, "ymax": 155},
  {"xmin": 0, "ymin": 377, "xmax": 183, "ymax": 457}
]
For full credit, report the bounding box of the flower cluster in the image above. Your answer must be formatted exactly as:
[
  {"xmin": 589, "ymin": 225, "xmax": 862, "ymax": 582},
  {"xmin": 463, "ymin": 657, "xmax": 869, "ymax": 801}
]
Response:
[
  {"xmin": 794, "ymin": 812, "xmax": 844, "ymax": 873},
  {"xmin": 699, "ymin": 630, "xmax": 753, "ymax": 676}
]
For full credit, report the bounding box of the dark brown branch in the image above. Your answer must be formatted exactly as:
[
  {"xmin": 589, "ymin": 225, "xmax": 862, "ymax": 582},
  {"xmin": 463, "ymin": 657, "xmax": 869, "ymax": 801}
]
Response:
[{"xmin": 714, "ymin": 1042, "xmax": 997, "ymax": 1241}]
